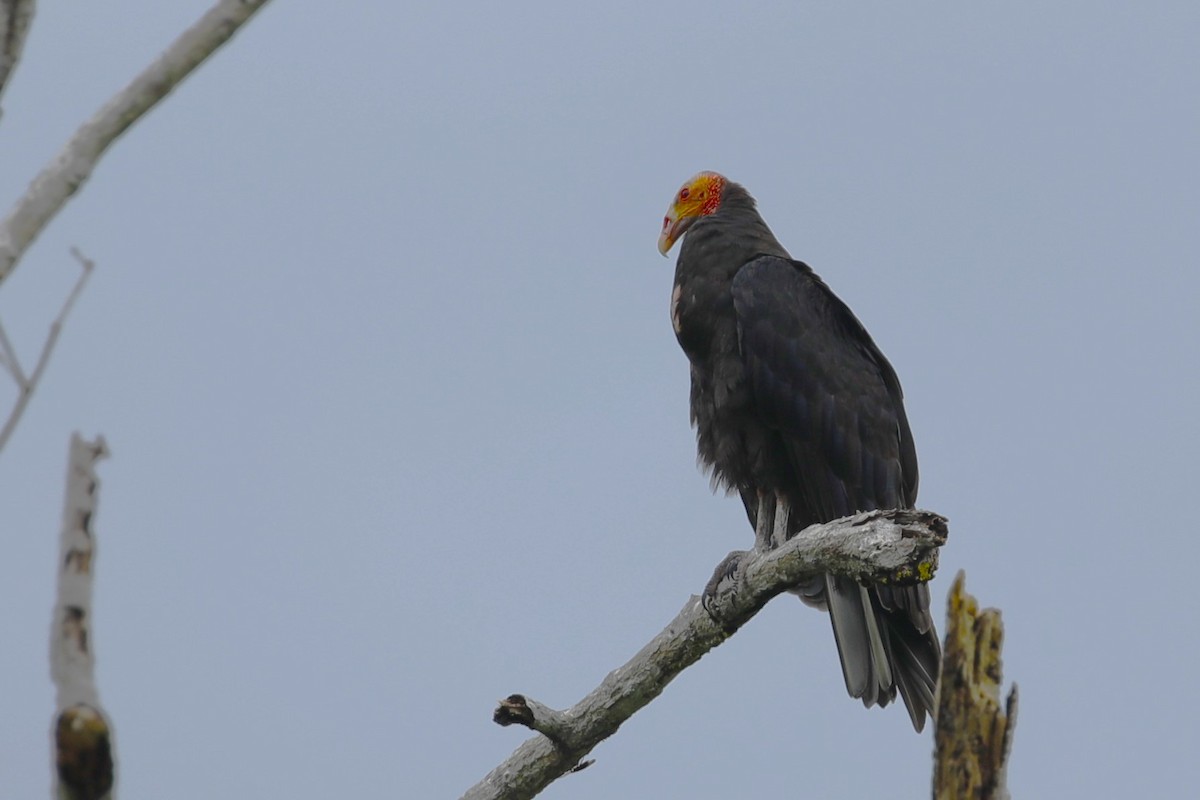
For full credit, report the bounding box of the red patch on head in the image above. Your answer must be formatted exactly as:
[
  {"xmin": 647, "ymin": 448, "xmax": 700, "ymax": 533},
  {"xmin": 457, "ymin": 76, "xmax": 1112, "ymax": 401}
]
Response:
[{"xmin": 700, "ymin": 174, "xmax": 726, "ymax": 216}]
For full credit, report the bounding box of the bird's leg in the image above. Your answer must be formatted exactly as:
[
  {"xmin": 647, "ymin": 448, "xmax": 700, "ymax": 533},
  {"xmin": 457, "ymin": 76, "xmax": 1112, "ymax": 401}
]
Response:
[
  {"xmin": 771, "ymin": 494, "xmax": 789, "ymax": 549},
  {"xmin": 753, "ymin": 490, "xmax": 775, "ymax": 552}
]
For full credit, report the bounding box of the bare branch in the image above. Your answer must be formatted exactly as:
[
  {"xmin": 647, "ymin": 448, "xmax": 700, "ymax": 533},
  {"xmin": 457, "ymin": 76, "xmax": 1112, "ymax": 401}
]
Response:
[
  {"xmin": 0, "ymin": 248, "xmax": 93, "ymax": 454},
  {"xmin": 932, "ymin": 571, "xmax": 1018, "ymax": 800},
  {"xmin": 461, "ymin": 508, "xmax": 947, "ymax": 800},
  {"xmin": 0, "ymin": 0, "xmax": 35, "ymax": 114},
  {"xmin": 0, "ymin": 0, "xmax": 273, "ymax": 289},
  {"xmin": 50, "ymin": 433, "xmax": 114, "ymax": 800}
]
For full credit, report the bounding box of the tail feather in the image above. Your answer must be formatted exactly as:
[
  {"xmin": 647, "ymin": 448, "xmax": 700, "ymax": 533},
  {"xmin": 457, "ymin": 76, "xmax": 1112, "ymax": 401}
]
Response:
[
  {"xmin": 883, "ymin": 614, "xmax": 940, "ymax": 731},
  {"xmin": 825, "ymin": 575, "xmax": 893, "ymax": 704},
  {"xmin": 876, "ymin": 583, "xmax": 935, "ymax": 634},
  {"xmin": 824, "ymin": 576, "xmax": 940, "ymax": 731}
]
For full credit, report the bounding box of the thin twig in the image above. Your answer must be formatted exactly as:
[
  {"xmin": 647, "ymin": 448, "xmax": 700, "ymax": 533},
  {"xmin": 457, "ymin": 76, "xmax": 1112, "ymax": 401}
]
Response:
[
  {"xmin": 0, "ymin": 248, "xmax": 93, "ymax": 453},
  {"xmin": 0, "ymin": 314, "xmax": 23, "ymax": 381}
]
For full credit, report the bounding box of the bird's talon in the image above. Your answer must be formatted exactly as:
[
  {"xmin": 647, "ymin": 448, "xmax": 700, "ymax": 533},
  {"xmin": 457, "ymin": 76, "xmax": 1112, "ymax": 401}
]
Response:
[{"xmin": 702, "ymin": 550, "xmax": 748, "ymax": 625}]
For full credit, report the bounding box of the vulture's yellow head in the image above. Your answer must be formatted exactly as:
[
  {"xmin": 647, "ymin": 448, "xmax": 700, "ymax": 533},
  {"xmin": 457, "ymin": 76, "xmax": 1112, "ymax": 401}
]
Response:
[{"xmin": 657, "ymin": 171, "xmax": 728, "ymax": 256}]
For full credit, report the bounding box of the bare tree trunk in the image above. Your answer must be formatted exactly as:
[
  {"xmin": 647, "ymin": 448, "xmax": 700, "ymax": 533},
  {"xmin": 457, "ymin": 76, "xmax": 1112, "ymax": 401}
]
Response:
[
  {"xmin": 932, "ymin": 571, "xmax": 1018, "ymax": 800},
  {"xmin": 50, "ymin": 434, "xmax": 113, "ymax": 800}
]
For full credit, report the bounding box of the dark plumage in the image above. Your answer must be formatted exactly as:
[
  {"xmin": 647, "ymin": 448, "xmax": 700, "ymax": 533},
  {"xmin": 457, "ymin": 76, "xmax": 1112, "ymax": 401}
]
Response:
[{"xmin": 659, "ymin": 172, "xmax": 940, "ymax": 731}]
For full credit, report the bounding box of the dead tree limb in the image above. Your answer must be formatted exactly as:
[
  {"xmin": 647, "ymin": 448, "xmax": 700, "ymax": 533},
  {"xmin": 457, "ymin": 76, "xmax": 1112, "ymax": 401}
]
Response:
[
  {"xmin": 461, "ymin": 508, "xmax": 948, "ymax": 800},
  {"xmin": 933, "ymin": 571, "xmax": 1018, "ymax": 800},
  {"xmin": 50, "ymin": 433, "xmax": 113, "ymax": 800},
  {"xmin": 0, "ymin": 0, "xmax": 273, "ymax": 289}
]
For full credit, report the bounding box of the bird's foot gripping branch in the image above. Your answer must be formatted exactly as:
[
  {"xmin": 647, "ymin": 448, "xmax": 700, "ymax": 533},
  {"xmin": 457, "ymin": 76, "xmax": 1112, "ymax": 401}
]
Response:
[
  {"xmin": 700, "ymin": 548, "xmax": 749, "ymax": 624},
  {"xmin": 699, "ymin": 508, "xmax": 947, "ymax": 634}
]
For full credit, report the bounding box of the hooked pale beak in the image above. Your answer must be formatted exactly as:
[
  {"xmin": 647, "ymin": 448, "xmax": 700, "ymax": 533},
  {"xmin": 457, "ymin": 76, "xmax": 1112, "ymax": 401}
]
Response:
[{"xmin": 657, "ymin": 212, "xmax": 696, "ymax": 256}]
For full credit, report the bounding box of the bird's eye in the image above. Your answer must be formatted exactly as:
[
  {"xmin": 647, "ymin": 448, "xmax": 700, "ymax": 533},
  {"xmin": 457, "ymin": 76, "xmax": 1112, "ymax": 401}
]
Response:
[{"xmin": 679, "ymin": 188, "xmax": 690, "ymax": 201}]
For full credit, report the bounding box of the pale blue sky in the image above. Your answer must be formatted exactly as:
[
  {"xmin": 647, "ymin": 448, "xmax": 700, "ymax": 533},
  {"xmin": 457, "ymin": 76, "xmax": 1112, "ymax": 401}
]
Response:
[{"xmin": 2, "ymin": 2, "xmax": 1198, "ymax": 797}]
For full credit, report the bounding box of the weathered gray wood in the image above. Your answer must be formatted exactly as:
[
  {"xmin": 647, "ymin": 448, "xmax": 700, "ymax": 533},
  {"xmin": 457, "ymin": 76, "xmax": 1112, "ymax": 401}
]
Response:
[{"xmin": 461, "ymin": 508, "xmax": 948, "ymax": 800}]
